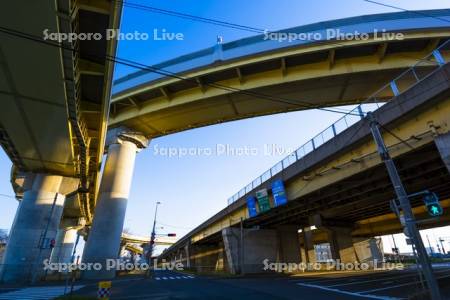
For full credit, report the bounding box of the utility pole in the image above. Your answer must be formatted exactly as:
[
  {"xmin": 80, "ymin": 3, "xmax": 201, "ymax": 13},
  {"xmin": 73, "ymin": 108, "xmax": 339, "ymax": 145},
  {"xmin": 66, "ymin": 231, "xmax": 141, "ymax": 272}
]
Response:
[
  {"xmin": 426, "ymin": 235, "xmax": 434, "ymax": 255},
  {"xmin": 368, "ymin": 112, "xmax": 441, "ymax": 300},
  {"xmin": 439, "ymin": 238, "xmax": 446, "ymax": 254}
]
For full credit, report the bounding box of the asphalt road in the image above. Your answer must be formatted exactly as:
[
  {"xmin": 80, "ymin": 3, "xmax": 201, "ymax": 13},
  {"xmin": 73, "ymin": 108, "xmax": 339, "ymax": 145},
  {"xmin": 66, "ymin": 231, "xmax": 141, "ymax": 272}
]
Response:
[
  {"xmin": 2, "ymin": 267, "xmax": 450, "ymax": 299},
  {"xmin": 71, "ymin": 267, "xmax": 450, "ymax": 300},
  {"xmin": 291, "ymin": 265, "xmax": 450, "ymax": 299}
]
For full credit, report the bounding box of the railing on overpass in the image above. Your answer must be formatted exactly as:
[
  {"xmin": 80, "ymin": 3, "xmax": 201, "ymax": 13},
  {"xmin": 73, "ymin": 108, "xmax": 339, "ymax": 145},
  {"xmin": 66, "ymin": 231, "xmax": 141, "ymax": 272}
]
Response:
[{"xmin": 227, "ymin": 40, "xmax": 450, "ymax": 206}]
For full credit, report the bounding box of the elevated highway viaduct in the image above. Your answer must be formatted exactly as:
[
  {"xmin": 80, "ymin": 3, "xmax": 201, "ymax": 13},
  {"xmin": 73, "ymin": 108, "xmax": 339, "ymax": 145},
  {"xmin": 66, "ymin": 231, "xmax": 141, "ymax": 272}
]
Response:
[
  {"xmin": 158, "ymin": 62, "xmax": 450, "ymax": 275},
  {"xmin": 120, "ymin": 233, "xmax": 176, "ymax": 256},
  {"xmin": 1, "ymin": 9, "xmax": 450, "ymax": 281},
  {"xmin": 0, "ymin": 0, "xmax": 122, "ymax": 282},
  {"xmin": 75, "ymin": 10, "xmax": 450, "ymax": 279},
  {"xmin": 82, "ymin": 9, "xmax": 450, "ymax": 279}
]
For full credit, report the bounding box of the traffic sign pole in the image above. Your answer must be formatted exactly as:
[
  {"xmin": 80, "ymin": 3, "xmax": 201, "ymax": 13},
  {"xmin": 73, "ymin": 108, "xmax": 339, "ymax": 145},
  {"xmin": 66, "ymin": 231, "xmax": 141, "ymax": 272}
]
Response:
[{"xmin": 368, "ymin": 112, "xmax": 441, "ymax": 300}]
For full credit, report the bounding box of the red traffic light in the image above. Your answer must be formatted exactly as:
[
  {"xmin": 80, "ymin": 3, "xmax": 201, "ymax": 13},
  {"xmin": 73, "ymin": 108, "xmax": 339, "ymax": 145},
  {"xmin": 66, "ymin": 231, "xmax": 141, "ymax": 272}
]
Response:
[{"xmin": 167, "ymin": 233, "xmax": 176, "ymax": 237}]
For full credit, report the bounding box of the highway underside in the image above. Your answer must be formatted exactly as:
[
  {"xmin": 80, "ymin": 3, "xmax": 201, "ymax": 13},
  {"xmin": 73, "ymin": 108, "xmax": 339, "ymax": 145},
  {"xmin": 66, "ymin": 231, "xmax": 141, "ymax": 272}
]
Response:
[
  {"xmin": 191, "ymin": 141, "xmax": 450, "ymax": 251},
  {"xmin": 246, "ymin": 141, "xmax": 450, "ymax": 231}
]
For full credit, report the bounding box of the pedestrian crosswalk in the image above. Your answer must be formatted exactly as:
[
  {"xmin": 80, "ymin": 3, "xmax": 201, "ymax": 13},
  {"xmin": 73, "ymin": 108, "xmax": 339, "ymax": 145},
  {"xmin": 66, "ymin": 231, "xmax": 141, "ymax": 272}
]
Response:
[
  {"xmin": 154, "ymin": 275, "xmax": 195, "ymax": 280},
  {"xmin": 0, "ymin": 285, "xmax": 84, "ymax": 300}
]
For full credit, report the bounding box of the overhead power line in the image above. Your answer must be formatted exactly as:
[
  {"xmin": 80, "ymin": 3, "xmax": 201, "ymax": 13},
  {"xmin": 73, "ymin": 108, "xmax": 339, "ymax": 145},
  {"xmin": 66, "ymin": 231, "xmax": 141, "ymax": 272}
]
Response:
[
  {"xmin": 362, "ymin": 0, "xmax": 450, "ymax": 24},
  {"xmin": 0, "ymin": 25, "xmax": 357, "ymax": 116},
  {"xmin": 116, "ymin": 0, "xmax": 265, "ymax": 34}
]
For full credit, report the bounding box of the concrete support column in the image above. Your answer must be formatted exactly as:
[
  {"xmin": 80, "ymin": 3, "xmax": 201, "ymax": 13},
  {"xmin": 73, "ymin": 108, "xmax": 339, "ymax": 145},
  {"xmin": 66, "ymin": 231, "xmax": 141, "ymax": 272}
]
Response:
[
  {"xmin": 0, "ymin": 173, "xmax": 78, "ymax": 283},
  {"xmin": 222, "ymin": 227, "xmax": 278, "ymax": 274},
  {"xmin": 50, "ymin": 228, "xmax": 77, "ymax": 265},
  {"xmin": 184, "ymin": 243, "xmax": 191, "ymax": 269},
  {"xmin": 82, "ymin": 127, "xmax": 148, "ymax": 280},
  {"xmin": 302, "ymin": 229, "xmax": 316, "ymax": 264},
  {"xmin": 50, "ymin": 218, "xmax": 84, "ymax": 266},
  {"xmin": 327, "ymin": 227, "xmax": 358, "ymax": 263},
  {"xmin": 277, "ymin": 225, "xmax": 301, "ymax": 264},
  {"xmin": 435, "ymin": 131, "xmax": 450, "ymax": 173}
]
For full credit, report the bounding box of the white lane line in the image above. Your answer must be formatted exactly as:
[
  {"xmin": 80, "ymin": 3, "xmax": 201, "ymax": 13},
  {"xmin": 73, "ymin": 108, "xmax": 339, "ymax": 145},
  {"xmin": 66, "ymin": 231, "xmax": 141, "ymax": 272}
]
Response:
[
  {"xmin": 297, "ymin": 283, "xmax": 401, "ymax": 300},
  {"xmin": 360, "ymin": 274, "xmax": 450, "ymax": 294},
  {"xmin": 327, "ymin": 269, "xmax": 450, "ymax": 288},
  {"xmin": 162, "ymin": 277, "xmax": 168, "ymax": 280},
  {"xmin": 169, "ymin": 276, "xmax": 175, "ymax": 279},
  {"xmin": 0, "ymin": 285, "xmax": 84, "ymax": 300},
  {"xmin": 155, "ymin": 277, "xmax": 161, "ymax": 280},
  {"xmin": 290, "ymin": 270, "xmax": 402, "ymax": 284},
  {"xmin": 182, "ymin": 276, "xmax": 189, "ymax": 279},
  {"xmin": 187, "ymin": 275, "xmax": 194, "ymax": 278},
  {"xmin": 175, "ymin": 276, "xmax": 181, "ymax": 279}
]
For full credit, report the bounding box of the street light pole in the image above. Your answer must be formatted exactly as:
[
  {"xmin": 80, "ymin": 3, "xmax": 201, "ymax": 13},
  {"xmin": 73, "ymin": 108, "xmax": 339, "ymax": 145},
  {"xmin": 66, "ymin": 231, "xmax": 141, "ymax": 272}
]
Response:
[
  {"xmin": 148, "ymin": 201, "xmax": 161, "ymax": 266},
  {"xmin": 368, "ymin": 112, "xmax": 441, "ymax": 300}
]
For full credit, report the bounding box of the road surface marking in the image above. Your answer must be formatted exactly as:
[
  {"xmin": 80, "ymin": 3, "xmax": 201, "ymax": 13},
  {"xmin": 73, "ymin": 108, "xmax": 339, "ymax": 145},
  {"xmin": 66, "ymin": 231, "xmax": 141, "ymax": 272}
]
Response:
[
  {"xmin": 0, "ymin": 285, "xmax": 84, "ymax": 300},
  {"xmin": 297, "ymin": 283, "xmax": 401, "ymax": 300},
  {"xmin": 360, "ymin": 274, "xmax": 450, "ymax": 294},
  {"xmin": 327, "ymin": 269, "xmax": 450, "ymax": 288},
  {"xmin": 169, "ymin": 276, "xmax": 175, "ymax": 279},
  {"xmin": 162, "ymin": 277, "xmax": 168, "ymax": 280},
  {"xmin": 290, "ymin": 270, "xmax": 390, "ymax": 283},
  {"xmin": 155, "ymin": 277, "xmax": 161, "ymax": 280}
]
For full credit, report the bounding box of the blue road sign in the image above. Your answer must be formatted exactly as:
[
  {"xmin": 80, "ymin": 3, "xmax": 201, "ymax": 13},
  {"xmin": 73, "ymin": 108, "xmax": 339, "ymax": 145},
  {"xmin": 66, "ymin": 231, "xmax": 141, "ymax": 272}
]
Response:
[
  {"xmin": 246, "ymin": 196, "xmax": 258, "ymax": 217},
  {"xmin": 272, "ymin": 179, "xmax": 287, "ymax": 206}
]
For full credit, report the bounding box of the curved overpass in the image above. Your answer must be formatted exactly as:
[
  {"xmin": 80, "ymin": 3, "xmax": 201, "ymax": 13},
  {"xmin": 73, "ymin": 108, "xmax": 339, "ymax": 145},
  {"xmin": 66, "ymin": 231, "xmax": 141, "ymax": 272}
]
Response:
[
  {"xmin": 110, "ymin": 9, "xmax": 450, "ymax": 137},
  {"xmin": 121, "ymin": 232, "xmax": 176, "ymax": 246}
]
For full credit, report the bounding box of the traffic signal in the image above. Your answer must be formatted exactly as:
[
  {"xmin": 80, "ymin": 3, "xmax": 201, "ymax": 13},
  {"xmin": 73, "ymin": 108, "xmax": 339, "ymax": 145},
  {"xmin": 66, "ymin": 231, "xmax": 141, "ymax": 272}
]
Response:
[{"xmin": 423, "ymin": 192, "xmax": 443, "ymax": 217}]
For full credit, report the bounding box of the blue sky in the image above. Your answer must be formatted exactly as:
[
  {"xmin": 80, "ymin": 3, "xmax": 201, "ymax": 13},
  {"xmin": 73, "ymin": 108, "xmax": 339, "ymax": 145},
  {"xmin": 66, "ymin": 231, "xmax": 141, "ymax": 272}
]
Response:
[{"xmin": 1, "ymin": 0, "xmax": 450, "ymax": 255}]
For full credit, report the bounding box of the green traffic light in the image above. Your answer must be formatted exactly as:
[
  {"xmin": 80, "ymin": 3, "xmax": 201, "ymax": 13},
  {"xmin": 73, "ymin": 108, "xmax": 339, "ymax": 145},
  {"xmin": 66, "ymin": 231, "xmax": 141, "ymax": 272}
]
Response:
[{"xmin": 428, "ymin": 204, "xmax": 443, "ymax": 216}]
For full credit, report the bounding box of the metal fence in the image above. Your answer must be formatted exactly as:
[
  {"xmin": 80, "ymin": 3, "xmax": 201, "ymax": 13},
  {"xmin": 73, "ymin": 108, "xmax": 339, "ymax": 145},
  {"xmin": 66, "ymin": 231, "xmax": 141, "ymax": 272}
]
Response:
[{"xmin": 227, "ymin": 40, "xmax": 450, "ymax": 206}]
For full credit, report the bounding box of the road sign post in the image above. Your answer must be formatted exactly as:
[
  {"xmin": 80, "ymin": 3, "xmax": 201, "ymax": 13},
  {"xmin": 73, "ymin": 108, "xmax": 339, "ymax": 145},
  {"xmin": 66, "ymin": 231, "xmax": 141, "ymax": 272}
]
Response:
[{"xmin": 368, "ymin": 112, "xmax": 441, "ymax": 300}]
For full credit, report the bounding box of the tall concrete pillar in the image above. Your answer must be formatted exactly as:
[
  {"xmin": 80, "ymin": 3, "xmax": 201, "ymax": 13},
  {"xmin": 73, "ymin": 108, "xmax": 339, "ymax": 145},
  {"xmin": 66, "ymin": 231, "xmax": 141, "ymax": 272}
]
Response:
[
  {"xmin": 82, "ymin": 127, "xmax": 148, "ymax": 279},
  {"xmin": 222, "ymin": 227, "xmax": 278, "ymax": 274},
  {"xmin": 0, "ymin": 173, "xmax": 78, "ymax": 283},
  {"xmin": 327, "ymin": 227, "xmax": 358, "ymax": 263},
  {"xmin": 50, "ymin": 228, "xmax": 77, "ymax": 264},
  {"xmin": 184, "ymin": 243, "xmax": 191, "ymax": 269},
  {"xmin": 302, "ymin": 229, "xmax": 316, "ymax": 264},
  {"xmin": 435, "ymin": 131, "xmax": 450, "ymax": 173},
  {"xmin": 50, "ymin": 218, "xmax": 84, "ymax": 266},
  {"xmin": 277, "ymin": 225, "xmax": 301, "ymax": 264}
]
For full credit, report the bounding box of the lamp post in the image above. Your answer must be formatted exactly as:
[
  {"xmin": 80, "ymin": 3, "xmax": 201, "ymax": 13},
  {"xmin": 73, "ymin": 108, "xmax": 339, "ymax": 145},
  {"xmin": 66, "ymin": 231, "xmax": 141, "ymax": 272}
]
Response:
[{"xmin": 147, "ymin": 201, "xmax": 161, "ymax": 266}]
